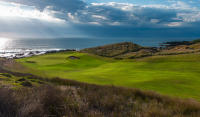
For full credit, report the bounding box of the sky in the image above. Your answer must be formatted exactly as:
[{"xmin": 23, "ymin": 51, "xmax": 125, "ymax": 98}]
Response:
[{"xmin": 0, "ymin": 0, "xmax": 200, "ymax": 39}]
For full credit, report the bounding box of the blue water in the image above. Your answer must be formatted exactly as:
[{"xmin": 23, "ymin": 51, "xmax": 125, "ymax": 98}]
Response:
[{"xmin": 2, "ymin": 37, "xmax": 198, "ymax": 50}]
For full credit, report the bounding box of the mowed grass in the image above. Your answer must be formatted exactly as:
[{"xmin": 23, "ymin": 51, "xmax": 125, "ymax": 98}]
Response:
[{"xmin": 17, "ymin": 52, "xmax": 200, "ymax": 100}]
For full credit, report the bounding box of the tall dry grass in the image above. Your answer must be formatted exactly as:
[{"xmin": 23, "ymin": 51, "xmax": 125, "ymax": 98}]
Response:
[{"xmin": 0, "ymin": 81, "xmax": 200, "ymax": 117}]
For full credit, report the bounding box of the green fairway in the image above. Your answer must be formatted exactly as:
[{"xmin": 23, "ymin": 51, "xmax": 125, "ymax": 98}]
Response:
[{"xmin": 17, "ymin": 52, "xmax": 200, "ymax": 100}]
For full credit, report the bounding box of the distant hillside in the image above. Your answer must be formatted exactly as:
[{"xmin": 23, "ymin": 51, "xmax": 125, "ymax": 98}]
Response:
[
  {"xmin": 81, "ymin": 39, "xmax": 200, "ymax": 59},
  {"xmin": 158, "ymin": 39, "xmax": 200, "ymax": 55},
  {"xmin": 161, "ymin": 39, "xmax": 200, "ymax": 47},
  {"xmin": 81, "ymin": 42, "xmax": 158, "ymax": 59}
]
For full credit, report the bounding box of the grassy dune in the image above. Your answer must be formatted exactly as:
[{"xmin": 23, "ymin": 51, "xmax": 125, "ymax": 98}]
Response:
[{"xmin": 17, "ymin": 52, "xmax": 200, "ymax": 100}]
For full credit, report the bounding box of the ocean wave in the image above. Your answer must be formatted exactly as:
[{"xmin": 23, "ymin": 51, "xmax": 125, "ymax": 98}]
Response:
[{"xmin": 0, "ymin": 48, "xmax": 64, "ymax": 58}]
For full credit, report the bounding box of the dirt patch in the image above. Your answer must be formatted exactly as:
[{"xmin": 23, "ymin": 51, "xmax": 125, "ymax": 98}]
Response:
[
  {"xmin": 68, "ymin": 56, "xmax": 80, "ymax": 60},
  {"xmin": 26, "ymin": 61, "xmax": 36, "ymax": 63}
]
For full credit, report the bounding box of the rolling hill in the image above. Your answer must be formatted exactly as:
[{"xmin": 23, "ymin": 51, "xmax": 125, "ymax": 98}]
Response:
[{"xmin": 1, "ymin": 40, "xmax": 200, "ymax": 117}]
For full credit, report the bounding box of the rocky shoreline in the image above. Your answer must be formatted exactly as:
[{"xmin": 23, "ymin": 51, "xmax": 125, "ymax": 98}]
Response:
[{"xmin": 0, "ymin": 49, "xmax": 76, "ymax": 59}]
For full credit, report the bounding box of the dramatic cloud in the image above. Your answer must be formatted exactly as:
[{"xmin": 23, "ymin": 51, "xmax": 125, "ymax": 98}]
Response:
[
  {"xmin": 0, "ymin": 0, "xmax": 200, "ymax": 38},
  {"xmin": 0, "ymin": 0, "xmax": 85, "ymax": 12},
  {"xmin": 66, "ymin": 1, "xmax": 200, "ymax": 27},
  {"xmin": 0, "ymin": 1, "xmax": 83, "ymax": 38},
  {"xmin": 0, "ymin": 2, "xmax": 65, "ymax": 23}
]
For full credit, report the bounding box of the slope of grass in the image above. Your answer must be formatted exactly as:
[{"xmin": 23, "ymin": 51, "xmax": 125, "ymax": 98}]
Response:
[{"xmin": 17, "ymin": 52, "xmax": 200, "ymax": 100}]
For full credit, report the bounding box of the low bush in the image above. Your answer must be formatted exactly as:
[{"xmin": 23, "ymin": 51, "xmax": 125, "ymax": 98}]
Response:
[{"xmin": 0, "ymin": 81, "xmax": 200, "ymax": 117}]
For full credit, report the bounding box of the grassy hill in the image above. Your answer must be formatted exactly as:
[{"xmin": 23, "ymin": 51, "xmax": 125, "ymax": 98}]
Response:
[
  {"xmin": 81, "ymin": 42, "xmax": 158, "ymax": 59},
  {"xmin": 81, "ymin": 40, "xmax": 200, "ymax": 59},
  {"xmin": 1, "ymin": 41, "xmax": 200, "ymax": 116},
  {"xmin": 81, "ymin": 42, "xmax": 142, "ymax": 57},
  {"xmin": 16, "ymin": 51, "xmax": 200, "ymax": 100}
]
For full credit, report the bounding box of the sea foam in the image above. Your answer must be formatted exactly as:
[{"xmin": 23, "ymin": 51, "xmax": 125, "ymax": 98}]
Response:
[{"xmin": 0, "ymin": 48, "xmax": 63, "ymax": 58}]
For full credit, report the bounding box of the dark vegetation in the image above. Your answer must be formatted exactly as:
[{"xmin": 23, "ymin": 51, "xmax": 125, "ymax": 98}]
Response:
[
  {"xmin": 45, "ymin": 49, "xmax": 76, "ymax": 54},
  {"xmin": 1, "ymin": 65, "xmax": 200, "ymax": 117},
  {"xmin": 162, "ymin": 39, "xmax": 200, "ymax": 48}
]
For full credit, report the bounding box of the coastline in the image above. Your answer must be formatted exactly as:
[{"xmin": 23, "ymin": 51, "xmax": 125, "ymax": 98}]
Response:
[
  {"xmin": 0, "ymin": 49, "xmax": 76, "ymax": 59},
  {"xmin": 1, "ymin": 39, "xmax": 200, "ymax": 59}
]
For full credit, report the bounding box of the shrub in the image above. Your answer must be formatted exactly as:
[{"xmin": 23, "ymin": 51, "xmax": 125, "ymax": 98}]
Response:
[{"xmin": 0, "ymin": 76, "xmax": 200, "ymax": 117}]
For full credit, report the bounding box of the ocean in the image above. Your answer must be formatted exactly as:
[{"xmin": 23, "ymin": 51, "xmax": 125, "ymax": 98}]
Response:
[{"xmin": 0, "ymin": 37, "xmax": 197, "ymax": 58}]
